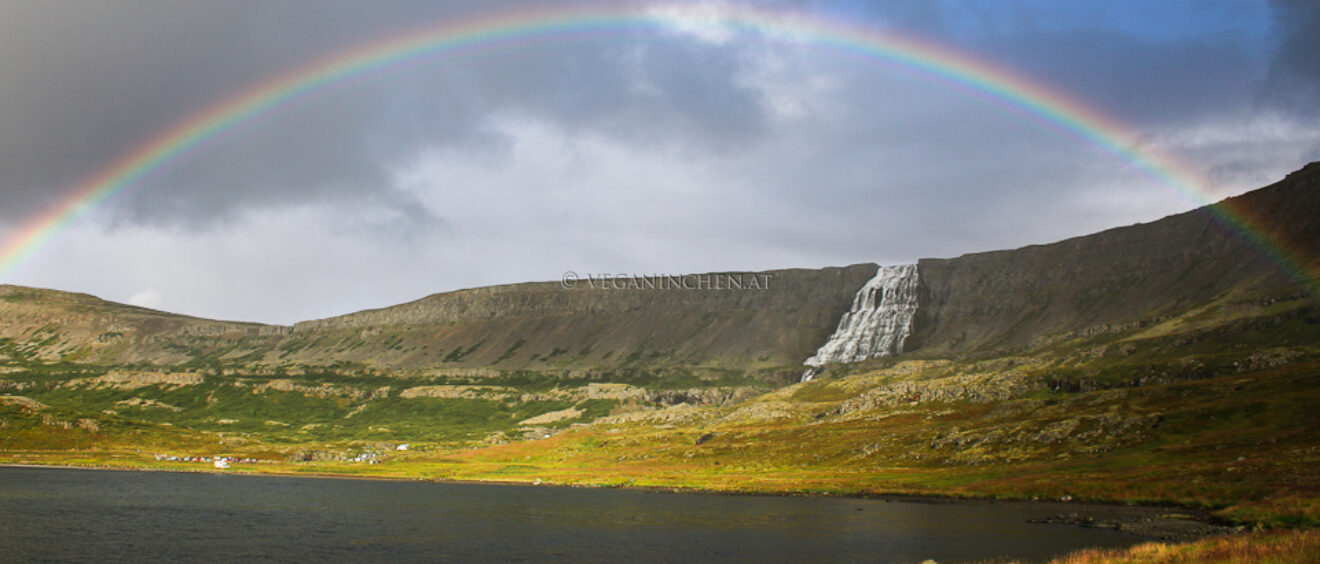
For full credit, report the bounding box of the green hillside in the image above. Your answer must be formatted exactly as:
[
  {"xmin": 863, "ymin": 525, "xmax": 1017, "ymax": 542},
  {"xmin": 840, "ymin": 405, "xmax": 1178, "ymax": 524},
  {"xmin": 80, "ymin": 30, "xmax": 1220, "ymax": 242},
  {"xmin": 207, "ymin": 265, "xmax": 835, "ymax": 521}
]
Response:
[{"xmin": 3, "ymin": 163, "xmax": 1320, "ymax": 562}]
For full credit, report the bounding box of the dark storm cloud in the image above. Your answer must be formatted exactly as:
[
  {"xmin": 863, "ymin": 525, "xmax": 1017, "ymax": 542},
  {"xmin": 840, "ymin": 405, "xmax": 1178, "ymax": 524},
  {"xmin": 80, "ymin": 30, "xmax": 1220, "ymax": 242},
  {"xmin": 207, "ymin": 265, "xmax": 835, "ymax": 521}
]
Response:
[
  {"xmin": 0, "ymin": 2, "xmax": 235, "ymax": 215},
  {"xmin": 0, "ymin": 0, "xmax": 441, "ymax": 224},
  {"xmin": 1263, "ymin": 0, "xmax": 1320, "ymax": 115},
  {"xmin": 0, "ymin": 0, "xmax": 769, "ymax": 229},
  {"xmin": 983, "ymin": 30, "xmax": 1262, "ymax": 126},
  {"xmin": 823, "ymin": 0, "xmax": 1272, "ymax": 127}
]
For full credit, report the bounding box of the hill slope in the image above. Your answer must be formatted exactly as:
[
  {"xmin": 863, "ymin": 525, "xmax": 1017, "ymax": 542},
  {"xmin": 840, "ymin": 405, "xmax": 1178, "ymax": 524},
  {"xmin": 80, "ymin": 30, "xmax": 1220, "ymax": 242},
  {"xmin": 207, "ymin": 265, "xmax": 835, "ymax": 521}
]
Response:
[
  {"xmin": 1, "ymin": 163, "xmax": 1317, "ymax": 375},
  {"xmin": 0, "ymin": 285, "xmax": 285, "ymax": 366},
  {"xmin": 909, "ymin": 162, "xmax": 1320, "ymax": 356},
  {"xmin": 283, "ymin": 265, "xmax": 875, "ymax": 372},
  {"xmin": 0, "ymin": 265, "xmax": 877, "ymax": 376},
  {"xmin": 2, "ymin": 163, "xmax": 1318, "ymax": 539}
]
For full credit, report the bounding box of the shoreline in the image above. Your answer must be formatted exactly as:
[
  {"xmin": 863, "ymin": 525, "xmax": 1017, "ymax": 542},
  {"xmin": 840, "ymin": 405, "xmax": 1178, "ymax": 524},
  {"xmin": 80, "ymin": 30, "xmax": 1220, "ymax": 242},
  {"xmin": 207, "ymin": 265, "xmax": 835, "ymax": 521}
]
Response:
[{"xmin": 0, "ymin": 461, "xmax": 1240, "ymax": 542}]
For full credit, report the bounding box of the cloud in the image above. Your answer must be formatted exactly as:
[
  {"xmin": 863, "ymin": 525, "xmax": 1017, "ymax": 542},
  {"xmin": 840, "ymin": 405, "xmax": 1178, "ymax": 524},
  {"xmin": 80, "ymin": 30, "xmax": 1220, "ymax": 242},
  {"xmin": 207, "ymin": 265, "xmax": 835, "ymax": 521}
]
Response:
[
  {"xmin": 0, "ymin": 0, "xmax": 776, "ymax": 235},
  {"xmin": 15, "ymin": 205, "xmax": 451, "ymax": 325},
  {"xmin": 647, "ymin": 2, "xmax": 743, "ymax": 44},
  {"xmin": 1143, "ymin": 111, "xmax": 1320, "ymax": 195},
  {"xmin": 1263, "ymin": 0, "xmax": 1320, "ymax": 115},
  {"xmin": 0, "ymin": 0, "xmax": 1312, "ymax": 322},
  {"xmin": 128, "ymin": 289, "xmax": 164, "ymax": 310}
]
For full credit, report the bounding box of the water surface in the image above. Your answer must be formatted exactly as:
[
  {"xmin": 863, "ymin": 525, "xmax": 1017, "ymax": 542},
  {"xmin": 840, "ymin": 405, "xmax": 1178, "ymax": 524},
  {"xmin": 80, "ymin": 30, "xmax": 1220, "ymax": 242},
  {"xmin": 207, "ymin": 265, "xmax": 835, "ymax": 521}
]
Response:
[{"xmin": 0, "ymin": 466, "xmax": 1152, "ymax": 563}]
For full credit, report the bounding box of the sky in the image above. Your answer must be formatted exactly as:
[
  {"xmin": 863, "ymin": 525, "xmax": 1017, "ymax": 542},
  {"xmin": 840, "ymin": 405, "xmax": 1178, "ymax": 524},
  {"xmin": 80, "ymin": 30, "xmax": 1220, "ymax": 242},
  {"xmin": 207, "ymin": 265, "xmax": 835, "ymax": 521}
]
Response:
[{"xmin": 0, "ymin": 0, "xmax": 1317, "ymax": 325}]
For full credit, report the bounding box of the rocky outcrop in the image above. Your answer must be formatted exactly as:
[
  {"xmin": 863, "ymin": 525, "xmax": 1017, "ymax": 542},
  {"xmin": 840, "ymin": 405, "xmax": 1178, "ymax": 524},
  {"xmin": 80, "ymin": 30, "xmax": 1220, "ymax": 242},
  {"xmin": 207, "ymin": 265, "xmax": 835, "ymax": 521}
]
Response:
[
  {"xmin": 835, "ymin": 370, "xmax": 1044, "ymax": 414},
  {"xmin": 400, "ymin": 385, "xmax": 517, "ymax": 400},
  {"xmin": 518, "ymin": 407, "xmax": 585, "ymax": 426},
  {"xmin": 86, "ymin": 371, "xmax": 204, "ymax": 389},
  {"xmin": 0, "ymin": 395, "xmax": 48, "ymax": 411}
]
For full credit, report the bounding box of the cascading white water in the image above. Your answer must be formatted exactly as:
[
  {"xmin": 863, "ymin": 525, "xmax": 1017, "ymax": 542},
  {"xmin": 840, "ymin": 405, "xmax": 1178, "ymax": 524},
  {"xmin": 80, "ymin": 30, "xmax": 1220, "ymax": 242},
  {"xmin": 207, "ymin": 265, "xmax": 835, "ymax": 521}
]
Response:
[{"xmin": 802, "ymin": 264, "xmax": 919, "ymax": 381}]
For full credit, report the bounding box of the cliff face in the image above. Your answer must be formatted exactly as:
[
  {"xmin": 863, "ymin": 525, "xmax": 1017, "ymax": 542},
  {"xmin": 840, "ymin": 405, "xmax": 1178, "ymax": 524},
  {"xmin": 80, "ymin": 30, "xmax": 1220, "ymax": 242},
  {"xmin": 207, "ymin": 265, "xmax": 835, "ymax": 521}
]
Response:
[
  {"xmin": 907, "ymin": 162, "xmax": 1320, "ymax": 356},
  {"xmin": 282, "ymin": 265, "xmax": 877, "ymax": 370},
  {"xmin": 0, "ymin": 265, "xmax": 877, "ymax": 372}
]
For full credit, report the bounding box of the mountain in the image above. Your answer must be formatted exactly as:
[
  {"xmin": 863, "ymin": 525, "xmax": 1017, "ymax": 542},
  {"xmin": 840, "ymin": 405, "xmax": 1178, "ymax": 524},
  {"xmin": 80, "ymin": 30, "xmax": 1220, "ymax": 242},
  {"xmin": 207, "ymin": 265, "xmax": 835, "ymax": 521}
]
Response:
[
  {"xmin": 281, "ymin": 266, "xmax": 875, "ymax": 373},
  {"xmin": 2, "ymin": 163, "xmax": 1318, "ymax": 375},
  {"xmin": 908, "ymin": 162, "xmax": 1320, "ymax": 357},
  {"xmin": 1, "ymin": 266, "xmax": 878, "ymax": 378},
  {"xmin": 2, "ymin": 162, "xmax": 1318, "ymax": 536},
  {"xmin": 0, "ymin": 285, "xmax": 284, "ymax": 365}
]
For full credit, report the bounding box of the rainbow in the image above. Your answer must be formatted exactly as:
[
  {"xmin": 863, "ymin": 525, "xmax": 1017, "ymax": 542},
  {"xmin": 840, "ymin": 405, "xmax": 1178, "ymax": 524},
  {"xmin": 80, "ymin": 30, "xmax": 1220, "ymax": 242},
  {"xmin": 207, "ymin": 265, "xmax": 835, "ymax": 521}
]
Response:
[{"xmin": 1, "ymin": 3, "xmax": 1314, "ymax": 293}]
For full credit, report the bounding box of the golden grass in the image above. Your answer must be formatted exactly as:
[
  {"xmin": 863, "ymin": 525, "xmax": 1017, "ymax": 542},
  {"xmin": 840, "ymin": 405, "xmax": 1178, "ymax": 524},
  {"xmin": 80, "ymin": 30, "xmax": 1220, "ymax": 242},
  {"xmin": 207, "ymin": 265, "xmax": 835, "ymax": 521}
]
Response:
[{"xmin": 1053, "ymin": 529, "xmax": 1320, "ymax": 564}]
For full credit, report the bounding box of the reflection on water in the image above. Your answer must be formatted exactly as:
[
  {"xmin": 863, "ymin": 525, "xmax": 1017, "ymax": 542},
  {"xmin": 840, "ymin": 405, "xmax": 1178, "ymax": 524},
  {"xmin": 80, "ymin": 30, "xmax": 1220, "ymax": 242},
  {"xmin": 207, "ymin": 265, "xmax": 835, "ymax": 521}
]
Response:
[{"xmin": 0, "ymin": 466, "xmax": 1149, "ymax": 563}]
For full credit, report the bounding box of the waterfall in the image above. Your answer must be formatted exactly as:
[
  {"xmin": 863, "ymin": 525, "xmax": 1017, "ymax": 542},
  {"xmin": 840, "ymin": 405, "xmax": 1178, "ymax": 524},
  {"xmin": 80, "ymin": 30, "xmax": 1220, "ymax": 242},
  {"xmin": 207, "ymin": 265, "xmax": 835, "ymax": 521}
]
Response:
[{"xmin": 802, "ymin": 264, "xmax": 919, "ymax": 381}]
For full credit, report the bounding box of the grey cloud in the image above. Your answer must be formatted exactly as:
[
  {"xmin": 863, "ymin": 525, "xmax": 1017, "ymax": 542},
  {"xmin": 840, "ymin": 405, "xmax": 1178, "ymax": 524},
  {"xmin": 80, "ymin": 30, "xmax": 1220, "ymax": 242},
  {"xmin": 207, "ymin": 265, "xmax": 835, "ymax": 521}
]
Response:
[
  {"xmin": 0, "ymin": 0, "xmax": 401, "ymax": 222},
  {"xmin": 0, "ymin": 0, "xmax": 773, "ymax": 232},
  {"xmin": 986, "ymin": 30, "xmax": 1262, "ymax": 126},
  {"xmin": 2, "ymin": 0, "xmax": 1310, "ymax": 324},
  {"xmin": 811, "ymin": 1, "xmax": 1271, "ymax": 127},
  {"xmin": 1263, "ymin": 0, "xmax": 1320, "ymax": 115}
]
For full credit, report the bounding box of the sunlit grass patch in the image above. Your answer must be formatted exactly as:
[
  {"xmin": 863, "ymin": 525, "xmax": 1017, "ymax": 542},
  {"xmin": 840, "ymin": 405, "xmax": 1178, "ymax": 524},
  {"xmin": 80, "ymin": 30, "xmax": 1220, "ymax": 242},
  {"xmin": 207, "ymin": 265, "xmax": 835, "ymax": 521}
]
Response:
[{"xmin": 1053, "ymin": 529, "xmax": 1320, "ymax": 563}]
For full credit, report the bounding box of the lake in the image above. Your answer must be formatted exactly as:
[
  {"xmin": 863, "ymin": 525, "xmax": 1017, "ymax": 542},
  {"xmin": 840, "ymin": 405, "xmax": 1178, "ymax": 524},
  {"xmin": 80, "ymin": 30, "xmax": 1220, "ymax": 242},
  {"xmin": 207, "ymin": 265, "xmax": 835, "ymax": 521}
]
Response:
[{"xmin": 0, "ymin": 466, "xmax": 1153, "ymax": 563}]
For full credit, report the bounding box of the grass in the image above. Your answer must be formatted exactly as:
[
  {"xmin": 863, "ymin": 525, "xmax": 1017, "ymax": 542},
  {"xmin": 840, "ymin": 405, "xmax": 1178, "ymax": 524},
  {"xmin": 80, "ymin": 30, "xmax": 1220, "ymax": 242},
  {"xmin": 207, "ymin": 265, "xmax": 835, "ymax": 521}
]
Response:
[
  {"xmin": 2, "ymin": 292, "xmax": 1318, "ymax": 562},
  {"xmin": 1054, "ymin": 529, "xmax": 1320, "ymax": 563}
]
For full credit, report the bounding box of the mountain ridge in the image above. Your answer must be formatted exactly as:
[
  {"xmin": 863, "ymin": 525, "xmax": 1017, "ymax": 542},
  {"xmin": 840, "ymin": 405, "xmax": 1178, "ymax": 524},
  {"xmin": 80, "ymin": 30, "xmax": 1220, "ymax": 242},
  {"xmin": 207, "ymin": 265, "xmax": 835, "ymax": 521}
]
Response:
[
  {"xmin": 1, "ymin": 162, "xmax": 1316, "ymax": 373},
  {"xmin": 909, "ymin": 162, "xmax": 1320, "ymax": 356},
  {"xmin": 3, "ymin": 163, "xmax": 1319, "ymax": 540}
]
